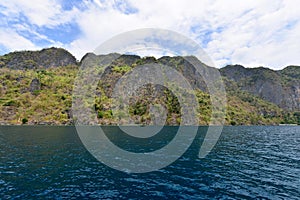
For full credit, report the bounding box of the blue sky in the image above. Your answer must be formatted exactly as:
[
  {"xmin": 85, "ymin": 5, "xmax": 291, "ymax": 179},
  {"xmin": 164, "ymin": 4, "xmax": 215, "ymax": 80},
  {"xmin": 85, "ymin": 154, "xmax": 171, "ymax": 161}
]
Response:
[{"xmin": 0, "ymin": 0, "xmax": 299, "ymax": 69}]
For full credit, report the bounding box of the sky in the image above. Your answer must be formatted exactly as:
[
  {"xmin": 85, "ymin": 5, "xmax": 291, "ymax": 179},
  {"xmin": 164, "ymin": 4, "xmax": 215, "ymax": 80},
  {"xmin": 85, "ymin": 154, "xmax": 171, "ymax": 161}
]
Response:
[{"xmin": 0, "ymin": 0, "xmax": 299, "ymax": 69}]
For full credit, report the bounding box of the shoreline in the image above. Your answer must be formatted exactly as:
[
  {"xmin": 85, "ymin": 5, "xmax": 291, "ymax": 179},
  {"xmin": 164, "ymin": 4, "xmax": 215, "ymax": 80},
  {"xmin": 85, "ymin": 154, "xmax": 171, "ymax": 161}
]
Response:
[{"xmin": 0, "ymin": 124, "xmax": 298, "ymax": 127}]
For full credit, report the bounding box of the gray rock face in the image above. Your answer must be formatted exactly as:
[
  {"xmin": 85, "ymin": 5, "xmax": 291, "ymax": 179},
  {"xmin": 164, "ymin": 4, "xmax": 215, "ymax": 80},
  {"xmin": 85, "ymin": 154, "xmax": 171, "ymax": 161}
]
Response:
[
  {"xmin": 221, "ymin": 65, "xmax": 300, "ymax": 111},
  {"xmin": 29, "ymin": 78, "xmax": 41, "ymax": 94},
  {"xmin": 1, "ymin": 47, "xmax": 299, "ymax": 112},
  {"xmin": 81, "ymin": 53, "xmax": 300, "ymax": 111},
  {"xmin": 281, "ymin": 83, "xmax": 300, "ymax": 110},
  {"xmin": 0, "ymin": 47, "xmax": 77, "ymax": 69}
]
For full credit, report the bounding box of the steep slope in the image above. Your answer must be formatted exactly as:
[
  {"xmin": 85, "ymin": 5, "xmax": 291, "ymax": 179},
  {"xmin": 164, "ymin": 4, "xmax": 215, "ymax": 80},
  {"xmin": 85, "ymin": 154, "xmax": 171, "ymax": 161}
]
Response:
[
  {"xmin": 0, "ymin": 49, "xmax": 299, "ymax": 125},
  {"xmin": 220, "ymin": 65, "xmax": 300, "ymax": 111}
]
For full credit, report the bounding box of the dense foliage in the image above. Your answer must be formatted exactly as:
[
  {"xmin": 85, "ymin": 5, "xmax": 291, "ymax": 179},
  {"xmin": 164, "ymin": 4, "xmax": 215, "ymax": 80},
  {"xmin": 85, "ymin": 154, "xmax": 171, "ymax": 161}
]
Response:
[{"xmin": 0, "ymin": 64, "xmax": 298, "ymax": 125}]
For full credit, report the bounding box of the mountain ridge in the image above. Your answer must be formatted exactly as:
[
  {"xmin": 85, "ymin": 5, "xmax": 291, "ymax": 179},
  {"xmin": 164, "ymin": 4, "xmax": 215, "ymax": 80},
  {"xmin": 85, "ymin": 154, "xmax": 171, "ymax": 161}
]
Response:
[
  {"xmin": 0, "ymin": 47, "xmax": 299, "ymax": 125},
  {"xmin": 1, "ymin": 47, "xmax": 298, "ymax": 71}
]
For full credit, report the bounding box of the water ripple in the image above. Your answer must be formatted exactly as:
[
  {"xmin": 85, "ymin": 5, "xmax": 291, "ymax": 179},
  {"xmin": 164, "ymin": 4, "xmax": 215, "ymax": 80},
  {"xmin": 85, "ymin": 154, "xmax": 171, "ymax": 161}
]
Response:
[{"xmin": 0, "ymin": 126, "xmax": 299, "ymax": 199}]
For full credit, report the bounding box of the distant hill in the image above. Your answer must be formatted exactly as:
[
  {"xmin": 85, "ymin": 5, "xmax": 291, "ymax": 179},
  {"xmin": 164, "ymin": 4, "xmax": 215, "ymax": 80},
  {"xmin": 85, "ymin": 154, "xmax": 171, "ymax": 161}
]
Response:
[{"xmin": 0, "ymin": 48, "xmax": 299, "ymax": 125}]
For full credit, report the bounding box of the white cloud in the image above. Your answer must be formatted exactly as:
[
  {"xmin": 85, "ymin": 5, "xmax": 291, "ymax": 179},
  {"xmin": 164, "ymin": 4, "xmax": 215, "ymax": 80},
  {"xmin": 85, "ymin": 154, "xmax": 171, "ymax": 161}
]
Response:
[
  {"xmin": 0, "ymin": 28, "xmax": 37, "ymax": 51},
  {"xmin": 0, "ymin": 0, "xmax": 79, "ymax": 53},
  {"xmin": 0, "ymin": 0, "xmax": 300, "ymax": 69},
  {"xmin": 0, "ymin": 0, "xmax": 79, "ymax": 27},
  {"xmin": 201, "ymin": 0, "xmax": 300, "ymax": 68}
]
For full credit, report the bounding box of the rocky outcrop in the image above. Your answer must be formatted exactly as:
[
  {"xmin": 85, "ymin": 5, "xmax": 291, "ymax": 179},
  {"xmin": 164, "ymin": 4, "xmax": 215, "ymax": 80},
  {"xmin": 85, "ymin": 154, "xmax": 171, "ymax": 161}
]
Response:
[
  {"xmin": 80, "ymin": 53, "xmax": 299, "ymax": 112},
  {"xmin": 29, "ymin": 78, "xmax": 41, "ymax": 95},
  {"xmin": 1, "ymin": 47, "xmax": 299, "ymax": 112},
  {"xmin": 80, "ymin": 53, "xmax": 214, "ymax": 97},
  {"xmin": 0, "ymin": 47, "xmax": 77, "ymax": 69},
  {"xmin": 221, "ymin": 65, "xmax": 300, "ymax": 111}
]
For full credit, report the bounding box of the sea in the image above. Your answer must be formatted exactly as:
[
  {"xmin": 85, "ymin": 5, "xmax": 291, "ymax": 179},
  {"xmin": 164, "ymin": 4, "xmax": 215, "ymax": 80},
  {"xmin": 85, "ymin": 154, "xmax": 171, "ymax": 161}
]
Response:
[{"xmin": 0, "ymin": 126, "xmax": 299, "ymax": 199}]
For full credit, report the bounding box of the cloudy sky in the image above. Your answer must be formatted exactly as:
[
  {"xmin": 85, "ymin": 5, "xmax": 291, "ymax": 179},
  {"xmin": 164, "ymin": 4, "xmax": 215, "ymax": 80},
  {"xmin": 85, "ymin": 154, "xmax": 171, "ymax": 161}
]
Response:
[{"xmin": 0, "ymin": 0, "xmax": 299, "ymax": 69}]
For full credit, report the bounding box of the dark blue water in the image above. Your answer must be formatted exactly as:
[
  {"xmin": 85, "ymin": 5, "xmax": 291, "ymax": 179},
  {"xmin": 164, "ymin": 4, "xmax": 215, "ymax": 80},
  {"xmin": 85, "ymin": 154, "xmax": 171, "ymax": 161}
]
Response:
[{"xmin": 1, "ymin": 126, "xmax": 299, "ymax": 199}]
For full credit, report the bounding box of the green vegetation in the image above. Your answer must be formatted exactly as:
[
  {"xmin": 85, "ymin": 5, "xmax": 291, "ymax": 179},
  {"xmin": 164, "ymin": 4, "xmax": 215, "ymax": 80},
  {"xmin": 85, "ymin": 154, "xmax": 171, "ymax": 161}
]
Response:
[
  {"xmin": 0, "ymin": 64, "xmax": 298, "ymax": 125},
  {"xmin": 0, "ymin": 65, "xmax": 77, "ymax": 125},
  {"xmin": 0, "ymin": 49, "xmax": 299, "ymax": 125},
  {"xmin": 112, "ymin": 65, "xmax": 132, "ymax": 74}
]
